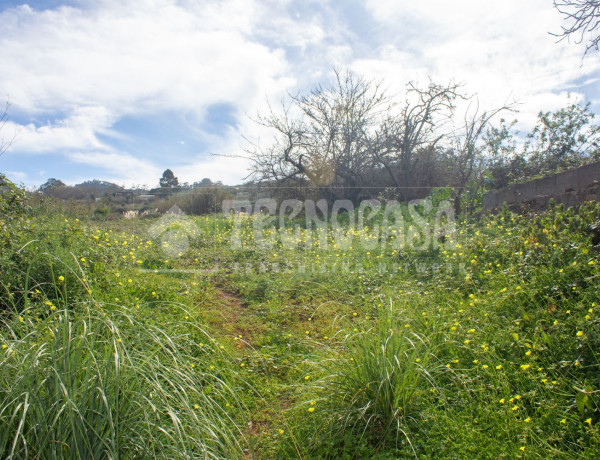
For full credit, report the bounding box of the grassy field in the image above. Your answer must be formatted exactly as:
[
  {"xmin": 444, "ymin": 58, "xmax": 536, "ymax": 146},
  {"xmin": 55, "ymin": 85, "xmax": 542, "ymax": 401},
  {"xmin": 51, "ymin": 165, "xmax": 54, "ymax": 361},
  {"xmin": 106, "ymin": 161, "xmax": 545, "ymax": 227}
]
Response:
[{"xmin": 1, "ymin": 192, "xmax": 600, "ymax": 458}]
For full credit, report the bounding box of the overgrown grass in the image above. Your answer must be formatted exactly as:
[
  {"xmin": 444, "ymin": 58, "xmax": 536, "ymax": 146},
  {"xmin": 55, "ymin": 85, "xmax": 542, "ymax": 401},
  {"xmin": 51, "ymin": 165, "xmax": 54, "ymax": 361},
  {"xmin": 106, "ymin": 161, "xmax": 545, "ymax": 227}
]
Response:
[
  {"xmin": 0, "ymin": 298, "xmax": 250, "ymax": 459},
  {"xmin": 210, "ymin": 202, "xmax": 600, "ymax": 458},
  {"xmin": 2, "ymin": 185, "xmax": 600, "ymax": 458},
  {"xmin": 309, "ymin": 322, "xmax": 440, "ymax": 457}
]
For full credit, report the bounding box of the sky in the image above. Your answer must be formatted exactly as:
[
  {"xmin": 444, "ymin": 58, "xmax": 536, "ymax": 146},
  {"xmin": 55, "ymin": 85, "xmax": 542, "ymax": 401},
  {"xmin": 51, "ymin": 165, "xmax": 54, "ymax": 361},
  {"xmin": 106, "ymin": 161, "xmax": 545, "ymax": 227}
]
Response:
[{"xmin": 1, "ymin": 0, "xmax": 599, "ymax": 188}]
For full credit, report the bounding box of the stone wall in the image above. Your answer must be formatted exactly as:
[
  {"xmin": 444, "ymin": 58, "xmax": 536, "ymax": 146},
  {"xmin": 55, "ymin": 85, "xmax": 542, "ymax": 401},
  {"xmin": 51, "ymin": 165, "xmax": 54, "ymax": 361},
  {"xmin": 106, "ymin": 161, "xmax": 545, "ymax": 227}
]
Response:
[{"xmin": 482, "ymin": 161, "xmax": 600, "ymax": 211}]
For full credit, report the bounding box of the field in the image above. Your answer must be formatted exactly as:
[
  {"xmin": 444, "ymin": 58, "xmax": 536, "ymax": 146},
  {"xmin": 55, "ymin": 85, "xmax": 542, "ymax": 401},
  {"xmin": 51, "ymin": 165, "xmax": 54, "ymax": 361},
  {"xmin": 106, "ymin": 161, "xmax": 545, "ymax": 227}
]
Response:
[{"xmin": 1, "ymin": 191, "xmax": 600, "ymax": 458}]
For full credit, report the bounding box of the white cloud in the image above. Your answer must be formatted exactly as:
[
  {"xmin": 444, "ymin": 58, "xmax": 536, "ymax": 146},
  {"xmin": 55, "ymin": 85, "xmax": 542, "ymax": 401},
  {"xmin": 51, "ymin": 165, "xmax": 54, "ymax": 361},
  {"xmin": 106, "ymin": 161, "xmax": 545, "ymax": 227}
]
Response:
[
  {"xmin": 0, "ymin": 1, "xmax": 293, "ymax": 116},
  {"xmin": 1, "ymin": 0, "xmax": 600, "ymax": 187},
  {"xmin": 6, "ymin": 106, "xmax": 114, "ymax": 153},
  {"xmin": 4, "ymin": 170, "xmax": 28, "ymax": 184},
  {"xmin": 361, "ymin": 0, "xmax": 600, "ymax": 128},
  {"xmin": 67, "ymin": 150, "xmax": 162, "ymax": 185},
  {"xmin": 0, "ymin": 0, "xmax": 309, "ymax": 185},
  {"xmin": 178, "ymin": 155, "xmax": 252, "ymax": 185}
]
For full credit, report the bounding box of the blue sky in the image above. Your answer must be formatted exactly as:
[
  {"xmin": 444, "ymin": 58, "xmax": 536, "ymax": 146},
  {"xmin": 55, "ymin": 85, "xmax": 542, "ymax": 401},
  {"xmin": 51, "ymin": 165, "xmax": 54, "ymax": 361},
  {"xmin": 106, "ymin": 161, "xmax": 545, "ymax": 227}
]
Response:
[{"xmin": 1, "ymin": 0, "xmax": 599, "ymax": 188}]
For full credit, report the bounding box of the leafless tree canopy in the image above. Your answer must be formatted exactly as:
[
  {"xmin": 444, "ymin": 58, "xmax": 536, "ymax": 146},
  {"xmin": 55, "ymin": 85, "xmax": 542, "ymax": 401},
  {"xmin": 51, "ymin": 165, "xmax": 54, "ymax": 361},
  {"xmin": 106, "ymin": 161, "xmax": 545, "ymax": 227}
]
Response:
[
  {"xmin": 245, "ymin": 69, "xmax": 514, "ymax": 206},
  {"xmin": 246, "ymin": 70, "xmax": 390, "ymax": 201},
  {"xmin": 445, "ymin": 100, "xmax": 517, "ymax": 213},
  {"xmin": 368, "ymin": 81, "xmax": 461, "ymax": 190},
  {"xmin": 553, "ymin": 0, "xmax": 600, "ymax": 54}
]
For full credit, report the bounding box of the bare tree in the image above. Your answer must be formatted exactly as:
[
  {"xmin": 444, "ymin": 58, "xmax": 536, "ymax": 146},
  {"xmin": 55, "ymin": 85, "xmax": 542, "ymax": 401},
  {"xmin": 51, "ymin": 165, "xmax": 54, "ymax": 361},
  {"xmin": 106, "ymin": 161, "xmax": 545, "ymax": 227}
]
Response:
[
  {"xmin": 367, "ymin": 81, "xmax": 461, "ymax": 198},
  {"xmin": 247, "ymin": 71, "xmax": 468, "ymax": 202},
  {"xmin": 553, "ymin": 0, "xmax": 600, "ymax": 55},
  {"xmin": 246, "ymin": 69, "xmax": 390, "ymax": 201},
  {"xmin": 246, "ymin": 70, "xmax": 518, "ymax": 209},
  {"xmin": 447, "ymin": 100, "xmax": 517, "ymax": 214}
]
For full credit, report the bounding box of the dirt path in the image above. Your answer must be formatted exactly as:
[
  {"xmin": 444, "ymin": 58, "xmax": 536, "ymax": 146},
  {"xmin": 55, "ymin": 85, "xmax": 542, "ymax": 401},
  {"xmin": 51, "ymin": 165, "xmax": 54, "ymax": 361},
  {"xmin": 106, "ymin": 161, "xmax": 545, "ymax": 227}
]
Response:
[
  {"xmin": 212, "ymin": 287, "xmax": 255, "ymax": 349},
  {"xmin": 207, "ymin": 286, "xmax": 264, "ymax": 458},
  {"xmin": 207, "ymin": 285, "xmax": 297, "ymax": 459}
]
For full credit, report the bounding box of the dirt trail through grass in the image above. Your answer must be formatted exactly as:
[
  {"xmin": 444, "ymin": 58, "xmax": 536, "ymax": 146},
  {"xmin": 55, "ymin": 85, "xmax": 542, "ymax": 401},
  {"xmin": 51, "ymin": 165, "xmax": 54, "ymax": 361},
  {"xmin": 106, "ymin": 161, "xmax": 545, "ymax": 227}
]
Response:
[
  {"xmin": 208, "ymin": 284, "xmax": 277, "ymax": 458},
  {"xmin": 212, "ymin": 286, "xmax": 255, "ymax": 348},
  {"xmin": 209, "ymin": 282, "xmax": 307, "ymax": 459}
]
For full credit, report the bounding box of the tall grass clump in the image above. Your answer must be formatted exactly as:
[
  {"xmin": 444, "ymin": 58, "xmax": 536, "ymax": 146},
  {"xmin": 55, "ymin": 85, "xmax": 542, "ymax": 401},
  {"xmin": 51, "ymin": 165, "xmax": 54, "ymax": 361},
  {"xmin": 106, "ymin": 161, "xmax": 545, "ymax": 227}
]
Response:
[
  {"xmin": 0, "ymin": 301, "xmax": 249, "ymax": 459},
  {"xmin": 300, "ymin": 308, "xmax": 441, "ymax": 457}
]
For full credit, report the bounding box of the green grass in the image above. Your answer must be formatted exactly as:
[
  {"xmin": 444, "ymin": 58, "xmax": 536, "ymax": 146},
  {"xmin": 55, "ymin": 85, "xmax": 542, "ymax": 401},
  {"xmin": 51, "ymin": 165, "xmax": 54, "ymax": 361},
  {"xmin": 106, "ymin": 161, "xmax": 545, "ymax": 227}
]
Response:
[
  {"xmin": 1, "ymin": 192, "xmax": 599, "ymax": 458},
  {"xmin": 304, "ymin": 323, "xmax": 439, "ymax": 457},
  {"xmin": 0, "ymin": 300, "xmax": 250, "ymax": 459}
]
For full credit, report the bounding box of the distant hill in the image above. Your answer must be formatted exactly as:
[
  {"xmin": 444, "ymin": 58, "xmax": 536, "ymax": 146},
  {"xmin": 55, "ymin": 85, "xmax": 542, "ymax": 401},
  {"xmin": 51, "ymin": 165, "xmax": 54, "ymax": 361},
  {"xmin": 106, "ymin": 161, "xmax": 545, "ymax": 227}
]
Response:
[
  {"xmin": 39, "ymin": 178, "xmax": 124, "ymax": 200},
  {"xmin": 74, "ymin": 180, "xmax": 124, "ymax": 194}
]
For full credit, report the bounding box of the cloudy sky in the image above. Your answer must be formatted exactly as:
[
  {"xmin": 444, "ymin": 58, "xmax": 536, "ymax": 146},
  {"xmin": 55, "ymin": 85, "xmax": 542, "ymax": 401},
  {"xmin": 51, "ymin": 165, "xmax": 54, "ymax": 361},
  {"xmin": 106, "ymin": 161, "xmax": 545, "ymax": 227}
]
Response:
[{"xmin": 1, "ymin": 0, "xmax": 599, "ymax": 188}]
